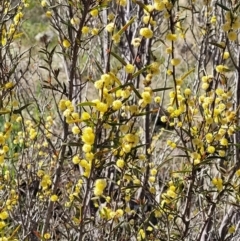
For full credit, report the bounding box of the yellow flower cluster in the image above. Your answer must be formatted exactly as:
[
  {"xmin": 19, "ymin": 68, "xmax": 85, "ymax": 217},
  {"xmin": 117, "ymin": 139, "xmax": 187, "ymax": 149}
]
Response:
[
  {"xmin": 125, "ymin": 64, "xmax": 135, "ymax": 74},
  {"xmin": 221, "ymin": 11, "xmax": 240, "ymax": 41},
  {"xmin": 58, "ymin": 99, "xmax": 99, "ymax": 178},
  {"xmin": 112, "ymin": 100, "xmax": 122, "ymax": 110},
  {"xmin": 99, "ymin": 206, "xmax": 111, "ymax": 219},
  {"xmin": 139, "ymin": 28, "xmax": 153, "ymax": 38},
  {"xmin": 45, "ymin": 11, "xmax": 52, "ymax": 18},
  {"xmin": 138, "ymin": 229, "xmax": 146, "ymax": 240},
  {"xmin": 58, "ymin": 99, "xmax": 82, "ymax": 124},
  {"xmin": 82, "ymin": 127, "xmax": 95, "ymax": 145},
  {"xmin": 50, "ymin": 194, "xmax": 59, "ymax": 202},
  {"xmin": 116, "ymin": 0, "xmax": 127, "ymax": 6},
  {"xmin": 142, "ymin": 13, "xmax": 156, "ymax": 26},
  {"xmin": 215, "ymin": 65, "xmax": 229, "ymax": 73},
  {"xmin": 82, "ymin": 26, "xmax": 89, "ymax": 34},
  {"xmin": 1, "ymin": 4, "xmax": 26, "ymax": 45},
  {"xmin": 0, "ymin": 211, "xmax": 8, "ymax": 220},
  {"xmin": 62, "ymin": 39, "xmax": 71, "ymax": 48},
  {"xmin": 44, "ymin": 233, "xmax": 51, "ymax": 240},
  {"xmin": 165, "ymin": 89, "xmax": 186, "ymax": 119},
  {"xmin": 121, "ymin": 133, "xmax": 140, "ymax": 154},
  {"xmin": 14, "ymin": 12, "xmax": 23, "ymax": 25},
  {"xmin": 112, "ymin": 33, "xmax": 121, "ymax": 44},
  {"xmin": 166, "ymin": 33, "xmax": 177, "ymax": 41},
  {"xmin": 96, "ymin": 101, "xmax": 108, "ymax": 113},
  {"xmin": 108, "ymin": 208, "xmax": 124, "ymax": 219},
  {"xmin": 171, "ymin": 58, "xmax": 181, "ymax": 66},
  {"xmin": 116, "ymin": 158, "xmax": 125, "ymax": 168},
  {"xmin": 94, "ymin": 179, "xmax": 107, "ymax": 196},
  {"xmin": 141, "ymin": 91, "xmax": 152, "ymax": 105},
  {"xmin": 212, "ymin": 177, "xmax": 223, "ymax": 191},
  {"xmin": 131, "ymin": 38, "xmax": 141, "ymax": 47},
  {"xmin": 154, "ymin": 0, "xmax": 171, "ymax": 11},
  {"xmin": 5, "ymin": 190, "xmax": 18, "ymax": 211},
  {"xmin": 106, "ymin": 23, "xmax": 114, "ymax": 32},
  {"xmin": 12, "ymin": 114, "xmax": 53, "ymax": 155},
  {"xmin": 161, "ymin": 182, "xmax": 178, "ymax": 209},
  {"xmin": 41, "ymin": 0, "xmax": 47, "ymax": 7},
  {"xmin": 149, "ymin": 62, "xmax": 161, "ymax": 75},
  {"xmin": 94, "ymin": 73, "xmax": 136, "ymax": 117},
  {"xmin": 149, "ymin": 168, "xmax": 157, "ymax": 183},
  {"xmin": 164, "ymin": 66, "xmax": 236, "ymax": 169},
  {"xmin": 70, "ymin": 16, "xmax": 80, "ymax": 26},
  {"xmin": 90, "ymin": 9, "xmax": 98, "ymax": 17},
  {"xmin": 40, "ymin": 174, "xmax": 52, "ymax": 190},
  {"xmin": 167, "ymin": 140, "xmax": 177, "ymax": 149}
]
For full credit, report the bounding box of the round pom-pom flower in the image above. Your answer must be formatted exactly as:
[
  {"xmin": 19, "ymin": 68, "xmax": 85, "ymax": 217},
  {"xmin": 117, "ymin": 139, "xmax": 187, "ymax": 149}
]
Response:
[
  {"xmin": 140, "ymin": 28, "xmax": 153, "ymax": 38},
  {"xmin": 94, "ymin": 179, "xmax": 107, "ymax": 196}
]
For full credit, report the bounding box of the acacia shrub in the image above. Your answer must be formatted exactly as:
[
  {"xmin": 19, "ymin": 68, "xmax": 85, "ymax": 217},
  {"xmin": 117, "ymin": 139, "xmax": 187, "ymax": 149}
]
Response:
[{"xmin": 0, "ymin": 0, "xmax": 240, "ymax": 241}]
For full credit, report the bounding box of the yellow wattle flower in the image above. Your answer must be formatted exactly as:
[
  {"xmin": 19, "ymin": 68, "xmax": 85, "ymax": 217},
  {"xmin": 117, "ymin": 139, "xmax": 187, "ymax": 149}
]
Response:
[
  {"xmin": 139, "ymin": 28, "xmax": 153, "ymax": 38},
  {"xmin": 94, "ymin": 179, "xmax": 107, "ymax": 196},
  {"xmin": 171, "ymin": 58, "xmax": 181, "ymax": 66},
  {"xmin": 62, "ymin": 39, "xmax": 71, "ymax": 48},
  {"xmin": 90, "ymin": 9, "xmax": 98, "ymax": 17},
  {"xmin": 50, "ymin": 194, "xmax": 59, "ymax": 202},
  {"xmin": 228, "ymin": 31, "xmax": 237, "ymax": 41},
  {"xmin": 215, "ymin": 65, "xmax": 229, "ymax": 73}
]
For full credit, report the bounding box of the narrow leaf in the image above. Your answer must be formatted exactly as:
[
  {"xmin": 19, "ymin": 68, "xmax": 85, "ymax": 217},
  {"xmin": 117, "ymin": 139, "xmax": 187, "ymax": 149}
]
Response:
[
  {"xmin": 78, "ymin": 102, "xmax": 96, "ymax": 107},
  {"xmin": 39, "ymin": 65, "xmax": 50, "ymax": 71},
  {"xmin": 110, "ymin": 52, "xmax": 127, "ymax": 66},
  {"xmin": 181, "ymin": 68, "xmax": 195, "ymax": 81},
  {"xmin": 132, "ymin": 66, "xmax": 149, "ymax": 78},
  {"xmin": 63, "ymin": 142, "xmax": 82, "ymax": 147},
  {"xmin": 134, "ymin": 1, "xmax": 150, "ymax": 12},
  {"xmin": 129, "ymin": 83, "xmax": 142, "ymax": 99},
  {"xmin": 13, "ymin": 103, "xmax": 32, "ymax": 114},
  {"xmin": 216, "ymin": 2, "xmax": 230, "ymax": 11},
  {"xmin": 108, "ymin": 72, "xmax": 122, "ymax": 85},
  {"xmin": 208, "ymin": 42, "xmax": 225, "ymax": 49},
  {"xmin": 94, "ymin": 59, "xmax": 104, "ymax": 75},
  {"xmin": 117, "ymin": 16, "xmax": 136, "ymax": 35},
  {"xmin": 108, "ymin": 82, "xmax": 132, "ymax": 93},
  {"xmin": 8, "ymin": 225, "xmax": 21, "ymax": 240},
  {"xmin": 0, "ymin": 110, "xmax": 10, "ymax": 115},
  {"xmin": 152, "ymin": 87, "xmax": 172, "ymax": 92}
]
